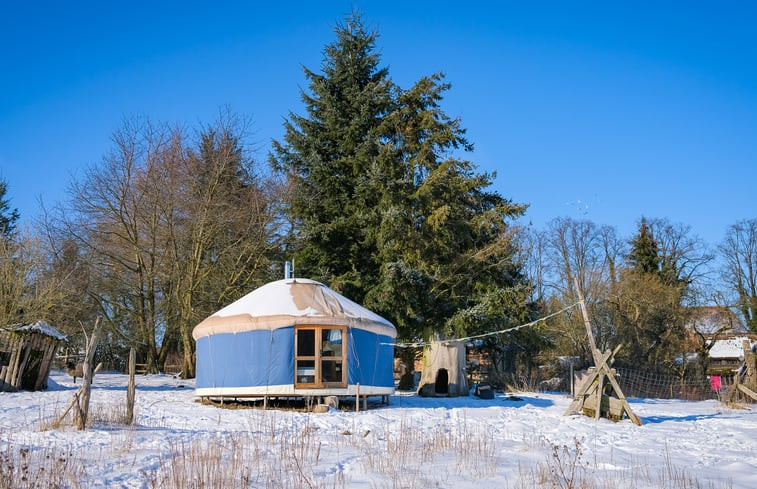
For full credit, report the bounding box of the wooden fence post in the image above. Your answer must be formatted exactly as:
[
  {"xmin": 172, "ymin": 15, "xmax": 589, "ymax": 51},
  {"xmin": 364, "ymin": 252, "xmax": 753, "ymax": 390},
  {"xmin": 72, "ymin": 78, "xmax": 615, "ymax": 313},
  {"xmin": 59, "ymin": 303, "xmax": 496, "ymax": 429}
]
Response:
[{"xmin": 127, "ymin": 348, "xmax": 136, "ymax": 424}]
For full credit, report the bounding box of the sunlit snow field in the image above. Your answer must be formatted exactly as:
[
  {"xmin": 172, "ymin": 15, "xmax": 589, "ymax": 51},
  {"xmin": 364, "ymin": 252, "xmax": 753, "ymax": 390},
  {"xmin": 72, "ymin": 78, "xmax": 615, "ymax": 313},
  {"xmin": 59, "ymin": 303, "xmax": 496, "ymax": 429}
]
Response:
[{"xmin": 1, "ymin": 371, "xmax": 755, "ymax": 488}]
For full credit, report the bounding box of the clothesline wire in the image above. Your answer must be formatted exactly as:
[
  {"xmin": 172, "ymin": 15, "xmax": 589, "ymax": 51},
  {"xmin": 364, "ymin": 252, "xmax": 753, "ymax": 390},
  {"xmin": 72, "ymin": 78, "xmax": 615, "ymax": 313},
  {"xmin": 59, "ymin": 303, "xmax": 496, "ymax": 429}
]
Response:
[{"xmin": 389, "ymin": 301, "xmax": 581, "ymax": 348}]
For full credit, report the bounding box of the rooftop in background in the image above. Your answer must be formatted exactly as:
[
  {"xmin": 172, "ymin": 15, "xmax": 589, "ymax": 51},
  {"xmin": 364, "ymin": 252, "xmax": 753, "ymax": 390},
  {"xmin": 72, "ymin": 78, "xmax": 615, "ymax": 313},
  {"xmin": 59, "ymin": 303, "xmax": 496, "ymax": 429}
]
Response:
[
  {"xmin": 708, "ymin": 336, "xmax": 757, "ymax": 360},
  {"xmin": 686, "ymin": 306, "xmax": 747, "ymax": 335},
  {"xmin": 2, "ymin": 321, "xmax": 67, "ymax": 341}
]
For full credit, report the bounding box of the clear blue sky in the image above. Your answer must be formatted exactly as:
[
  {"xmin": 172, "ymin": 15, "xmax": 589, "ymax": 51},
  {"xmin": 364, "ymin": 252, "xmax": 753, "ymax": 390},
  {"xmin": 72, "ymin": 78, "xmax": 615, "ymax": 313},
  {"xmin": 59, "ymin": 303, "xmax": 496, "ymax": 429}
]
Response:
[{"xmin": 1, "ymin": 1, "xmax": 755, "ymax": 246}]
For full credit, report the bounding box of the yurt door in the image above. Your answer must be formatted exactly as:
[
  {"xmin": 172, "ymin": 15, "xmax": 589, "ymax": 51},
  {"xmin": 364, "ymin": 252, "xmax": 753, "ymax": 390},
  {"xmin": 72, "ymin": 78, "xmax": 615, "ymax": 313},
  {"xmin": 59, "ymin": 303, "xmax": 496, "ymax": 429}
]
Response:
[{"xmin": 295, "ymin": 326, "xmax": 347, "ymax": 388}]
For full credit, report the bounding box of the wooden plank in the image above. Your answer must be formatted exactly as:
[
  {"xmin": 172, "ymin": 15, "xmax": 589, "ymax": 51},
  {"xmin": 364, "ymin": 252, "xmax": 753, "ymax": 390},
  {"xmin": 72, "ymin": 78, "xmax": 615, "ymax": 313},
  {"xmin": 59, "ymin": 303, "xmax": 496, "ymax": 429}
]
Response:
[
  {"xmin": 35, "ymin": 339, "xmax": 59, "ymax": 391},
  {"xmin": 737, "ymin": 384, "xmax": 757, "ymax": 402},
  {"xmin": 33, "ymin": 341, "xmax": 50, "ymax": 391},
  {"xmin": 607, "ymin": 396, "xmax": 624, "ymax": 420},
  {"xmin": 1, "ymin": 359, "xmax": 9, "ymax": 386},
  {"xmin": 574, "ymin": 281, "xmax": 601, "ymax": 366},
  {"xmin": 743, "ymin": 340, "xmax": 756, "ymax": 385},
  {"xmin": 4, "ymin": 335, "xmax": 21, "ymax": 385},
  {"xmin": 594, "ymin": 373, "xmax": 604, "ymax": 419},
  {"xmin": 12, "ymin": 341, "xmax": 33, "ymax": 389},
  {"xmin": 564, "ymin": 367, "xmax": 599, "ymax": 416},
  {"xmin": 582, "ymin": 393, "xmax": 606, "ymax": 418},
  {"xmin": 0, "ymin": 365, "xmax": 8, "ymax": 392}
]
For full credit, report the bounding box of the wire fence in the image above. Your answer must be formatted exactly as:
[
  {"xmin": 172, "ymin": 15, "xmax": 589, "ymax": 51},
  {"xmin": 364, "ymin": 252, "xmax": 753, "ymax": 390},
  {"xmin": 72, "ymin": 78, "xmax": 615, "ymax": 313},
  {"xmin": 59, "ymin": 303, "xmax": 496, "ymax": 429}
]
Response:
[
  {"xmin": 526, "ymin": 367, "xmax": 733, "ymax": 401},
  {"xmin": 466, "ymin": 356, "xmax": 739, "ymax": 402},
  {"xmin": 613, "ymin": 367, "xmax": 729, "ymax": 401}
]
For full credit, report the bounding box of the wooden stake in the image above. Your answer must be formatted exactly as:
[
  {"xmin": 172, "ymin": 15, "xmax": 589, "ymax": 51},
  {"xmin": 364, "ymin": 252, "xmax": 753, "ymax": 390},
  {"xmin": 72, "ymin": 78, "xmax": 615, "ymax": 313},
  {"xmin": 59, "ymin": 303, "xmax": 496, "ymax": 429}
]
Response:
[
  {"xmin": 126, "ymin": 348, "xmax": 136, "ymax": 424},
  {"xmin": 75, "ymin": 317, "xmax": 103, "ymax": 430},
  {"xmin": 53, "ymin": 363, "xmax": 103, "ymax": 428},
  {"xmin": 573, "ymin": 277, "xmax": 601, "ymax": 365},
  {"xmin": 743, "ymin": 340, "xmax": 755, "ymax": 385}
]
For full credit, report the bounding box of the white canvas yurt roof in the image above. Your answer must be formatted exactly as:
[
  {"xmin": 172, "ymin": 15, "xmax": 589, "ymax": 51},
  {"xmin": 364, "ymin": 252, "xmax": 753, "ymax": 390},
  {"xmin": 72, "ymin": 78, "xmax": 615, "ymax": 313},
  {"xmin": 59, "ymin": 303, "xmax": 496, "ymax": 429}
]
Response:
[{"xmin": 192, "ymin": 278, "xmax": 396, "ymax": 339}]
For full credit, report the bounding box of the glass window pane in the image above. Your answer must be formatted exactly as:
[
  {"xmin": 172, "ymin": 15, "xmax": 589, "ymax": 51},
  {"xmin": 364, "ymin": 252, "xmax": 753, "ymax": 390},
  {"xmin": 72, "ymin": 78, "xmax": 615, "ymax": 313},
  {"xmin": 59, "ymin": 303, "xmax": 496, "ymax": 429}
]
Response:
[
  {"xmin": 321, "ymin": 329, "xmax": 342, "ymax": 357},
  {"xmin": 321, "ymin": 360, "xmax": 343, "ymax": 383},
  {"xmin": 297, "ymin": 329, "xmax": 315, "ymax": 356},
  {"xmin": 297, "ymin": 360, "xmax": 315, "ymax": 384}
]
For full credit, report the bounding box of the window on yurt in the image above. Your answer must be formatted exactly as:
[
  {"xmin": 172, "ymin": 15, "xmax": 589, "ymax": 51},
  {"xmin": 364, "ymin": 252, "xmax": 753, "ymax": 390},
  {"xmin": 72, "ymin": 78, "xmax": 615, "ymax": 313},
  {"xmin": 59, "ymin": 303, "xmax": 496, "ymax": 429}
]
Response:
[
  {"xmin": 295, "ymin": 326, "xmax": 347, "ymax": 388},
  {"xmin": 320, "ymin": 328, "xmax": 345, "ymax": 386},
  {"xmin": 296, "ymin": 329, "xmax": 316, "ymax": 384}
]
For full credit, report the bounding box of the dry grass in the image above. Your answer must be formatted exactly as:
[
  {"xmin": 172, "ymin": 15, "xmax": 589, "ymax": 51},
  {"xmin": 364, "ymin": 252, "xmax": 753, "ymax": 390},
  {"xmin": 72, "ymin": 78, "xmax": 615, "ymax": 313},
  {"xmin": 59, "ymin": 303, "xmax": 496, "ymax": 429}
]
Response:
[
  {"xmin": 350, "ymin": 414, "xmax": 499, "ymax": 487},
  {"xmin": 144, "ymin": 414, "xmax": 342, "ymax": 489},
  {"xmin": 0, "ymin": 441, "xmax": 86, "ymax": 489},
  {"xmin": 0, "ymin": 399, "xmax": 739, "ymax": 489},
  {"xmin": 513, "ymin": 437, "xmax": 735, "ymax": 489}
]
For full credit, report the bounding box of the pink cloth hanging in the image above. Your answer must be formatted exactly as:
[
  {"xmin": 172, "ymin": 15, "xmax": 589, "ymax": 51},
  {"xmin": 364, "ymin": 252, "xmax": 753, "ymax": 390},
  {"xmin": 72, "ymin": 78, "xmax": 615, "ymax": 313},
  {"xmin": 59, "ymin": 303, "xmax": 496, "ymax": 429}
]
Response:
[{"xmin": 709, "ymin": 375, "xmax": 722, "ymax": 391}]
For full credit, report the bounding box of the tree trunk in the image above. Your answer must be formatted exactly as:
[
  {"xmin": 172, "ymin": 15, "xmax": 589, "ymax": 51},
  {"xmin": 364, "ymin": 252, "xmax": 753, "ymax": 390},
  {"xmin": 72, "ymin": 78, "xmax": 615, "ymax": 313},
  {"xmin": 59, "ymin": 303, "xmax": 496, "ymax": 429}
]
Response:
[{"xmin": 181, "ymin": 326, "xmax": 196, "ymax": 379}]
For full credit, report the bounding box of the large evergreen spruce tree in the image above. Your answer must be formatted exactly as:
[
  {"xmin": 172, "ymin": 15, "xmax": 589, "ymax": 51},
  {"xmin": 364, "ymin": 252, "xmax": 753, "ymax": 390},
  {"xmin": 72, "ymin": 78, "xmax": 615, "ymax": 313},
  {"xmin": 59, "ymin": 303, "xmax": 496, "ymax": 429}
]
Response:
[
  {"xmin": 271, "ymin": 13, "xmax": 392, "ymax": 302},
  {"xmin": 367, "ymin": 74, "xmax": 531, "ymax": 341},
  {"xmin": 0, "ymin": 178, "xmax": 19, "ymax": 239},
  {"xmin": 627, "ymin": 217, "xmax": 660, "ymax": 275},
  {"xmin": 273, "ymin": 13, "xmax": 532, "ymax": 348}
]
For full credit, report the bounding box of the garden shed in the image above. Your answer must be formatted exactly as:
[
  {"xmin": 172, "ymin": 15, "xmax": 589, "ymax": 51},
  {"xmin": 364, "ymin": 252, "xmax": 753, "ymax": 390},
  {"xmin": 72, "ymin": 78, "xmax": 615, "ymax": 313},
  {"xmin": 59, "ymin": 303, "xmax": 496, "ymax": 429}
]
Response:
[
  {"xmin": 192, "ymin": 278, "xmax": 397, "ymax": 401},
  {"xmin": 0, "ymin": 321, "xmax": 66, "ymax": 392}
]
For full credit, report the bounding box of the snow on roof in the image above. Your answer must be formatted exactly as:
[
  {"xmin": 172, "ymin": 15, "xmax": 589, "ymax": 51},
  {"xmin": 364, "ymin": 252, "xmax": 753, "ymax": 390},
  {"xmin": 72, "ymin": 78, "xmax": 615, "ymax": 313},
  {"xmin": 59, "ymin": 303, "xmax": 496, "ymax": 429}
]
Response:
[
  {"xmin": 4, "ymin": 321, "xmax": 67, "ymax": 341},
  {"xmin": 708, "ymin": 336, "xmax": 754, "ymax": 359},
  {"xmin": 193, "ymin": 278, "xmax": 396, "ymax": 339},
  {"xmin": 687, "ymin": 306, "xmax": 747, "ymax": 334}
]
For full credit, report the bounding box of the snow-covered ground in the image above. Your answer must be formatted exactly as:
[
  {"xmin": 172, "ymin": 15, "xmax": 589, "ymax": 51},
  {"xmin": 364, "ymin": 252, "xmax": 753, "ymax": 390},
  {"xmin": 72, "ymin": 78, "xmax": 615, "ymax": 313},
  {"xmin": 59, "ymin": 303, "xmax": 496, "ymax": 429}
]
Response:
[{"xmin": 1, "ymin": 370, "xmax": 755, "ymax": 488}]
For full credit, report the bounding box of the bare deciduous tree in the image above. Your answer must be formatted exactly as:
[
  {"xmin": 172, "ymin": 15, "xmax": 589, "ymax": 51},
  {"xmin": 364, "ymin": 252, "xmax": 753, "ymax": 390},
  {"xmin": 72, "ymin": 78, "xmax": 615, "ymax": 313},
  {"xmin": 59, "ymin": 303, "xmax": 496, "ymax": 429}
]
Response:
[
  {"xmin": 535, "ymin": 218, "xmax": 625, "ymax": 361},
  {"xmin": 720, "ymin": 219, "xmax": 757, "ymax": 332},
  {"xmin": 165, "ymin": 113, "xmax": 283, "ymax": 377},
  {"xmin": 647, "ymin": 218, "xmax": 714, "ymax": 302},
  {"xmin": 50, "ymin": 113, "xmax": 283, "ymax": 376},
  {"xmin": 61, "ymin": 118, "xmax": 178, "ymax": 372},
  {"xmin": 0, "ymin": 231, "xmax": 69, "ymax": 327}
]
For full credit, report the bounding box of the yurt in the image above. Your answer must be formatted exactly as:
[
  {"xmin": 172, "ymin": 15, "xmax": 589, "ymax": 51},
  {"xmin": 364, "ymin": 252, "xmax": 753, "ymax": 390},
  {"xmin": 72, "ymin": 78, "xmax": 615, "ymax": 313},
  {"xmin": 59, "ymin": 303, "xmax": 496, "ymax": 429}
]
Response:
[{"xmin": 192, "ymin": 278, "xmax": 397, "ymax": 401}]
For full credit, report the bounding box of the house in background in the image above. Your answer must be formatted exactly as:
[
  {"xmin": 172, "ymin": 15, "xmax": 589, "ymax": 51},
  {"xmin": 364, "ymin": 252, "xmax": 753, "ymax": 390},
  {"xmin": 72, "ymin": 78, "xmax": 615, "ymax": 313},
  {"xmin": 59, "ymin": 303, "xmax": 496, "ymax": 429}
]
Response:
[
  {"xmin": 687, "ymin": 306, "xmax": 748, "ymax": 336},
  {"xmin": 0, "ymin": 321, "xmax": 66, "ymax": 392},
  {"xmin": 707, "ymin": 335, "xmax": 757, "ymax": 377}
]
